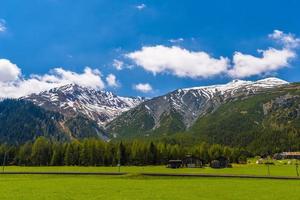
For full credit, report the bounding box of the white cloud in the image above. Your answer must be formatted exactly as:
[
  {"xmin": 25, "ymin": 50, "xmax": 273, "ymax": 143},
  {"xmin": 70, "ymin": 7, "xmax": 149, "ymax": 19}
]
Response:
[
  {"xmin": 106, "ymin": 74, "xmax": 119, "ymax": 87},
  {"xmin": 0, "ymin": 60, "xmax": 105, "ymax": 98},
  {"xmin": 229, "ymin": 48, "xmax": 296, "ymax": 78},
  {"xmin": 136, "ymin": 3, "xmax": 146, "ymax": 10},
  {"xmin": 169, "ymin": 38, "xmax": 184, "ymax": 43},
  {"xmin": 113, "ymin": 59, "xmax": 124, "ymax": 70},
  {"xmin": 51, "ymin": 67, "xmax": 105, "ymax": 88},
  {"xmin": 127, "ymin": 30, "xmax": 299, "ymax": 79},
  {"xmin": 229, "ymin": 30, "xmax": 299, "ymax": 78},
  {"xmin": 126, "ymin": 45, "xmax": 229, "ymax": 78},
  {"xmin": 269, "ymin": 30, "xmax": 300, "ymax": 49},
  {"xmin": 133, "ymin": 83, "xmax": 152, "ymax": 93},
  {"xmin": 0, "ymin": 59, "xmax": 21, "ymax": 82},
  {"xmin": 0, "ymin": 19, "xmax": 6, "ymax": 32}
]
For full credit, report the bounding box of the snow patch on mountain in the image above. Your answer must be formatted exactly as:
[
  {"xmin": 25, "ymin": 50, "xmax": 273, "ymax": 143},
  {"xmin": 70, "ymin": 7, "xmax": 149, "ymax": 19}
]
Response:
[
  {"xmin": 139, "ymin": 77, "xmax": 288, "ymax": 128},
  {"xmin": 183, "ymin": 77, "xmax": 288, "ymax": 97},
  {"xmin": 23, "ymin": 84, "xmax": 144, "ymax": 126}
]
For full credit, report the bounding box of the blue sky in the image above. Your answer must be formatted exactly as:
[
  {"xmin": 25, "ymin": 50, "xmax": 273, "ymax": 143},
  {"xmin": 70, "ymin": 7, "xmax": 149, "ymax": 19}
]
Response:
[{"xmin": 0, "ymin": 0, "xmax": 299, "ymax": 98}]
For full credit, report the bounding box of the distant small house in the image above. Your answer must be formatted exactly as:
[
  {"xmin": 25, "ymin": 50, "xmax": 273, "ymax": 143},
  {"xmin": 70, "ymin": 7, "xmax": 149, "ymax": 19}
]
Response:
[
  {"xmin": 210, "ymin": 156, "xmax": 229, "ymax": 169},
  {"xmin": 273, "ymin": 153, "xmax": 283, "ymax": 160},
  {"xmin": 167, "ymin": 160, "xmax": 183, "ymax": 169},
  {"xmin": 274, "ymin": 152, "xmax": 300, "ymax": 160},
  {"xmin": 182, "ymin": 155, "xmax": 204, "ymax": 168}
]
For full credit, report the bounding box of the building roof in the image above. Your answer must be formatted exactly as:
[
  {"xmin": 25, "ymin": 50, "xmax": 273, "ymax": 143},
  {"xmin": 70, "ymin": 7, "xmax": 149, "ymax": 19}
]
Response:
[
  {"xmin": 281, "ymin": 152, "xmax": 300, "ymax": 156},
  {"xmin": 168, "ymin": 160, "xmax": 182, "ymax": 163}
]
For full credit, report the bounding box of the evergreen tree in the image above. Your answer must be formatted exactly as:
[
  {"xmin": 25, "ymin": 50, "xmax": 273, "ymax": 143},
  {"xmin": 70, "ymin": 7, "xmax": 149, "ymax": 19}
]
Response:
[
  {"xmin": 208, "ymin": 144, "xmax": 223, "ymax": 160},
  {"xmin": 31, "ymin": 137, "xmax": 51, "ymax": 165},
  {"xmin": 118, "ymin": 142, "xmax": 127, "ymax": 165},
  {"xmin": 50, "ymin": 143, "xmax": 64, "ymax": 166},
  {"xmin": 147, "ymin": 142, "xmax": 158, "ymax": 165},
  {"xmin": 64, "ymin": 141, "xmax": 81, "ymax": 165},
  {"xmin": 17, "ymin": 142, "xmax": 32, "ymax": 165}
]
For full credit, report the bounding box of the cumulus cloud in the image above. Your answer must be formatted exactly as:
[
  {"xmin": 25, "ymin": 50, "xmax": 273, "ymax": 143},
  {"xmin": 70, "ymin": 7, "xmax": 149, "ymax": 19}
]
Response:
[
  {"xmin": 113, "ymin": 59, "xmax": 124, "ymax": 70},
  {"xmin": 229, "ymin": 30, "xmax": 299, "ymax": 78},
  {"xmin": 106, "ymin": 74, "xmax": 119, "ymax": 87},
  {"xmin": 228, "ymin": 48, "xmax": 296, "ymax": 78},
  {"xmin": 0, "ymin": 59, "xmax": 21, "ymax": 82},
  {"xmin": 133, "ymin": 83, "xmax": 152, "ymax": 93},
  {"xmin": 136, "ymin": 3, "xmax": 146, "ymax": 10},
  {"xmin": 0, "ymin": 19, "xmax": 6, "ymax": 32},
  {"xmin": 0, "ymin": 60, "xmax": 105, "ymax": 98},
  {"xmin": 126, "ymin": 30, "xmax": 299, "ymax": 79},
  {"xmin": 269, "ymin": 30, "xmax": 300, "ymax": 49},
  {"xmin": 126, "ymin": 45, "xmax": 229, "ymax": 78}
]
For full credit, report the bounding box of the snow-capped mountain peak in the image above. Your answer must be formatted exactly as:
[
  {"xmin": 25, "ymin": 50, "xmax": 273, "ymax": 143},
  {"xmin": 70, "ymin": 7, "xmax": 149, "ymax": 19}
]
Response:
[
  {"xmin": 23, "ymin": 84, "xmax": 144, "ymax": 126},
  {"xmin": 107, "ymin": 77, "xmax": 290, "ymax": 136},
  {"xmin": 183, "ymin": 77, "xmax": 288, "ymax": 96},
  {"xmin": 139, "ymin": 77, "xmax": 289, "ymax": 128},
  {"xmin": 253, "ymin": 77, "xmax": 289, "ymax": 86},
  {"xmin": 22, "ymin": 78, "xmax": 287, "ymax": 131}
]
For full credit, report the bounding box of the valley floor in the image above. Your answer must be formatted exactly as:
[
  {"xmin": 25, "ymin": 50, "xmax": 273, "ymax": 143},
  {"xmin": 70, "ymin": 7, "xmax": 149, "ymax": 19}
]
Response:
[
  {"xmin": 0, "ymin": 165, "xmax": 299, "ymax": 200},
  {"xmin": 0, "ymin": 174, "xmax": 299, "ymax": 200},
  {"xmin": 2, "ymin": 163, "xmax": 300, "ymax": 177}
]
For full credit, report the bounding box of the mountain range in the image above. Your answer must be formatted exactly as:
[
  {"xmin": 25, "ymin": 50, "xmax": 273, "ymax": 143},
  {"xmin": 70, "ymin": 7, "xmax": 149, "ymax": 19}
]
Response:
[
  {"xmin": 23, "ymin": 84, "xmax": 144, "ymax": 126},
  {"xmin": 106, "ymin": 78, "xmax": 289, "ymax": 136},
  {"xmin": 1, "ymin": 77, "xmax": 300, "ymax": 151}
]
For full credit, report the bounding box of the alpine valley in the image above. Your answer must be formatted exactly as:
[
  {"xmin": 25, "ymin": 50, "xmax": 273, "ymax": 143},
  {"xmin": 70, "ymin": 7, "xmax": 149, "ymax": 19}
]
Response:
[{"xmin": 1, "ymin": 77, "xmax": 300, "ymax": 151}]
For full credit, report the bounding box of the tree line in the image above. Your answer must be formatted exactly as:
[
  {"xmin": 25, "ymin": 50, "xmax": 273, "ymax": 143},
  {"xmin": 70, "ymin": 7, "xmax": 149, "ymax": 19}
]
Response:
[{"xmin": 0, "ymin": 137, "xmax": 251, "ymax": 166}]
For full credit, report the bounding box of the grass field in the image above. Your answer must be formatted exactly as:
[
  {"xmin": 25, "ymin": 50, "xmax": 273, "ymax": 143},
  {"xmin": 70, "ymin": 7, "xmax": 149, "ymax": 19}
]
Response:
[
  {"xmin": 0, "ymin": 164, "xmax": 299, "ymax": 200},
  {"xmin": 2, "ymin": 163, "xmax": 300, "ymax": 177},
  {"xmin": 0, "ymin": 174, "xmax": 299, "ymax": 200}
]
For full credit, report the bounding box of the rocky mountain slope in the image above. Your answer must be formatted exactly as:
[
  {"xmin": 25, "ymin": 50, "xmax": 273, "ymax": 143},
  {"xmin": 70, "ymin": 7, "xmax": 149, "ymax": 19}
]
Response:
[
  {"xmin": 23, "ymin": 84, "xmax": 144, "ymax": 126},
  {"xmin": 107, "ymin": 78, "xmax": 289, "ymax": 138}
]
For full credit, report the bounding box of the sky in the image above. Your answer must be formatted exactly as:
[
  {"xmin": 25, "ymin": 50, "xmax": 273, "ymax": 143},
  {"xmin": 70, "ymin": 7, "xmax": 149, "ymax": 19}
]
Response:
[{"xmin": 0, "ymin": 0, "xmax": 299, "ymax": 98}]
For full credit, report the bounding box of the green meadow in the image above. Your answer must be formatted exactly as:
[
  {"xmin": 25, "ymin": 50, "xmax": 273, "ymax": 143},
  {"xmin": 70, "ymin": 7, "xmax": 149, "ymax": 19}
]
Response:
[
  {"xmin": 2, "ymin": 162, "xmax": 300, "ymax": 177},
  {"xmin": 0, "ymin": 174, "xmax": 299, "ymax": 200},
  {"xmin": 0, "ymin": 164, "xmax": 299, "ymax": 200}
]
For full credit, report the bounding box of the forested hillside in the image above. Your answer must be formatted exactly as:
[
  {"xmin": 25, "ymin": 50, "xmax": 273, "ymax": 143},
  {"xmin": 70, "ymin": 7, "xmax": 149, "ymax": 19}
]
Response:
[
  {"xmin": 189, "ymin": 83, "xmax": 300, "ymax": 154},
  {"xmin": 107, "ymin": 78, "xmax": 289, "ymax": 138},
  {"xmin": 0, "ymin": 81, "xmax": 300, "ymax": 156},
  {"xmin": 0, "ymin": 99, "xmax": 107, "ymax": 144},
  {"xmin": 108, "ymin": 83, "xmax": 300, "ymax": 154}
]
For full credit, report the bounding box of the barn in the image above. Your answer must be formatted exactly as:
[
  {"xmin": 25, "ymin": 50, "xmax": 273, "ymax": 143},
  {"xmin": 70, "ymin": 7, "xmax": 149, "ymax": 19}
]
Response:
[
  {"xmin": 210, "ymin": 156, "xmax": 229, "ymax": 168},
  {"xmin": 182, "ymin": 155, "xmax": 204, "ymax": 168},
  {"xmin": 167, "ymin": 160, "xmax": 183, "ymax": 168}
]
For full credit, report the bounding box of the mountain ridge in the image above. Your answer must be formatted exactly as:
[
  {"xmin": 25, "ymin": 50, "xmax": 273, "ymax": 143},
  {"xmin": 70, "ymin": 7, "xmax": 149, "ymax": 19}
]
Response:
[
  {"xmin": 107, "ymin": 77, "xmax": 289, "ymax": 138},
  {"xmin": 22, "ymin": 83, "xmax": 145, "ymax": 126},
  {"xmin": 0, "ymin": 77, "xmax": 298, "ymax": 147}
]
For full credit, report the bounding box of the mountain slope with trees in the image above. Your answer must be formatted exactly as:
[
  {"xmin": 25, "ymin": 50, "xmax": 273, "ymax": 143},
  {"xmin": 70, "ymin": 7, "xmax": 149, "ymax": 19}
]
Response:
[
  {"xmin": 0, "ymin": 99, "xmax": 107, "ymax": 144},
  {"xmin": 107, "ymin": 78, "xmax": 290, "ymax": 137},
  {"xmin": 108, "ymin": 82, "xmax": 300, "ymax": 154},
  {"xmin": 189, "ymin": 83, "xmax": 300, "ymax": 154},
  {"xmin": 0, "ymin": 78, "xmax": 299, "ymax": 155}
]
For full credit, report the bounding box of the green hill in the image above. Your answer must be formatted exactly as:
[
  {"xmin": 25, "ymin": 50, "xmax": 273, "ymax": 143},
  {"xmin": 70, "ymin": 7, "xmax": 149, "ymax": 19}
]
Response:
[
  {"xmin": 189, "ymin": 83, "xmax": 300, "ymax": 153},
  {"xmin": 108, "ymin": 83, "xmax": 300, "ymax": 154},
  {"xmin": 0, "ymin": 99, "xmax": 107, "ymax": 144}
]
